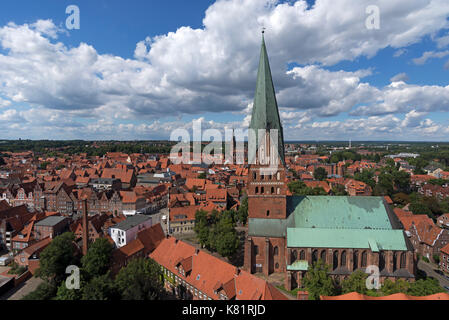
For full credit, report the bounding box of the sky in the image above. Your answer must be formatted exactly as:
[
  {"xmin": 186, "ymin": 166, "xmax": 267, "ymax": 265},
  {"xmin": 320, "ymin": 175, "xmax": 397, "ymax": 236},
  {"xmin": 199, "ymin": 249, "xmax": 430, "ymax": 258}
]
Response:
[{"xmin": 0, "ymin": 0, "xmax": 449, "ymax": 141}]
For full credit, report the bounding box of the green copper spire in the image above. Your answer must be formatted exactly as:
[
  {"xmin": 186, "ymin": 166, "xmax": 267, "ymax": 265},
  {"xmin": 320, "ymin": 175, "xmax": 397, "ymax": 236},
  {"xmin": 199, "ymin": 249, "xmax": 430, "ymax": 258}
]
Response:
[{"xmin": 249, "ymin": 32, "xmax": 285, "ymax": 164}]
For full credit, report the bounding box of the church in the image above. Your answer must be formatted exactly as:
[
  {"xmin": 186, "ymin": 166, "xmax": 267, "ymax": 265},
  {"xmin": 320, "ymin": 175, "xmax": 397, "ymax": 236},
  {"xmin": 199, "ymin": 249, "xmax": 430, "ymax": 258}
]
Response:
[{"xmin": 242, "ymin": 33, "xmax": 416, "ymax": 291}]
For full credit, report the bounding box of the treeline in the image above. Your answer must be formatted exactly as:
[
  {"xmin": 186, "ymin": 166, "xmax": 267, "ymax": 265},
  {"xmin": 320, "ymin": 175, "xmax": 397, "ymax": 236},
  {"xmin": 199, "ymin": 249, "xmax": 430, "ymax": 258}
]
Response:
[
  {"xmin": 302, "ymin": 260, "xmax": 445, "ymax": 300},
  {"xmin": 0, "ymin": 140, "xmax": 175, "ymax": 157}
]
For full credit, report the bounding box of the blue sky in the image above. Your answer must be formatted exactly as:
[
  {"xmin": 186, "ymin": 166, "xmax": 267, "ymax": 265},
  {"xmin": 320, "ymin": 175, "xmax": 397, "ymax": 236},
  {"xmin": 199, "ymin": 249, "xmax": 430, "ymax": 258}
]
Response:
[{"xmin": 0, "ymin": 0, "xmax": 449, "ymax": 141}]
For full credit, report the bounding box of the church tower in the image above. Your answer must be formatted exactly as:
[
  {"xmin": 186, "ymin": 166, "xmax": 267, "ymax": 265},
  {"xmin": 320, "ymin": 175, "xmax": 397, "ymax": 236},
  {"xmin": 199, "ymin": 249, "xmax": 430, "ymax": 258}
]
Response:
[
  {"xmin": 247, "ymin": 32, "xmax": 287, "ymax": 220},
  {"xmin": 244, "ymin": 32, "xmax": 288, "ymax": 276}
]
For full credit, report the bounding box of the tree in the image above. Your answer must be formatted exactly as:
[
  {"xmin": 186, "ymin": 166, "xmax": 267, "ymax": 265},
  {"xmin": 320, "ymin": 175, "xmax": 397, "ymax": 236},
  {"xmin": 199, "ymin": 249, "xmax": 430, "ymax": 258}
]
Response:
[
  {"xmin": 407, "ymin": 278, "xmax": 445, "ymax": 296},
  {"xmin": 22, "ymin": 281, "xmax": 57, "ymax": 300},
  {"xmin": 35, "ymin": 232, "xmax": 77, "ymax": 284},
  {"xmin": 194, "ymin": 210, "xmax": 210, "ymax": 248},
  {"xmin": 303, "ymin": 260, "xmax": 337, "ymax": 300},
  {"xmin": 115, "ymin": 258, "xmax": 164, "ymax": 300},
  {"xmin": 236, "ymin": 195, "xmax": 248, "ymax": 225},
  {"xmin": 81, "ymin": 238, "xmax": 113, "ymax": 279},
  {"xmin": 341, "ymin": 270, "xmax": 369, "ymax": 295},
  {"xmin": 314, "ymin": 167, "xmax": 327, "ymax": 181},
  {"xmin": 381, "ymin": 278, "xmax": 410, "ymax": 295},
  {"xmin": 331, "ymin": 184, "xmax": 347, "ymax": 196},
  {"xmin": 55, "ymin": 281, "xmax": 82, "ymax": 300},
  {"xmin": 197, "ymin": 172, "xmax": 207, "ymax": 179},
  {"xmin": 409, "ymin": 202, "xmax": 433, "ymax": 219},
  {"xmin": 82, "ymin": 273, "xmax": 118, "ymax": 300}
]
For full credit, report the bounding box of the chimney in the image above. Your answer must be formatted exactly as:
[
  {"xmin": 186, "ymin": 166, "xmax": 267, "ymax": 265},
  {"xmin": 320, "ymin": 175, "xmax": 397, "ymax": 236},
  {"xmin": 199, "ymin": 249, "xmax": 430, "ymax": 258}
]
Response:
[{"xmin": 82, "ymin": 199, "xmax": 89, "ymax": 255}]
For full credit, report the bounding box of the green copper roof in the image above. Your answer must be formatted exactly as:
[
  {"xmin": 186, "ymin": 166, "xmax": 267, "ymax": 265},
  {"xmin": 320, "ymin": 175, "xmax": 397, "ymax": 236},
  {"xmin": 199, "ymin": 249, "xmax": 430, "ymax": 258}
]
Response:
[
  {"xmin": 286, "ymin": 228, "xmax": 408, "ymax": 251},
  {"xmin": 288, "ymin": 196, "xmax": 394, "ymax": 230},
  {"xmin": 249, "ymin": 34, "xmax": 285, "ymax": 165},
  {"xmin": 287, "ymin": 260, "xmax": 309, "ymax": 271},
  {"xmin": 249, "ymin": 196, "xmax": 406, "ymax": 250}
]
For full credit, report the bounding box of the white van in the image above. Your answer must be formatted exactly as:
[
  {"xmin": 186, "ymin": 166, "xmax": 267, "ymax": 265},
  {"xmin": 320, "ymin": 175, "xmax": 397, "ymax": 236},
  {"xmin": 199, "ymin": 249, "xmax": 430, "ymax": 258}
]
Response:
[{"xmin": 0, "ymin": 256, "xmax": 12, "ymax": 266}]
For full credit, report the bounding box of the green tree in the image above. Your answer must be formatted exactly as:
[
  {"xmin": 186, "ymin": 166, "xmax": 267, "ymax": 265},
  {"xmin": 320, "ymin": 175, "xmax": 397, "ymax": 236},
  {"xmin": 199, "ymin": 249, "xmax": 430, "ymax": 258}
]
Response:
[
  {"xmin": 197, "ymin": 172, "xmax": 207, "ymax": 179},
  {"xmin": 82, "ymin": 273, "xmax": 118, "ymax": 300},
  {"xmin": 236, "ymin": 195, "xmax": 248, "ymax": 225},
  {"xmin": 55, "ymin": 281, "xmax": 82, "ymax": 300},
  {"xmin": 331, "ymin": 184, "xmax": 347, "ymax": 196},
  {"xmin": 194, "ymin": 210, "xmax": 210, "ymax": 248},
  {"xmin": 407, "ymin": 278, "xmax": 445, "ymax": 296},
  {"xmin": 314, "ymin": 167, "xmax": 328, "ymax": 181},
  {"xmin": 81, "ymin": 238, "xmax": 113, "ymax": 279},
  {"xmin": 381, "ymin": 278, "xmax": 410, "ymax": 295},
  {"xmin": 115, "ymin": 258, "xmax": 164, "ymax": 300},
  {"xmin": 22, "ymin": 281, "xmax": 57, "ymax": 300},
  {"xmin": 341, "ymin": 270, "xmax": 369, "ymax": 295},
  {"xmin": 303, "ymin": 260, "xmax": 337, "ymax": 300},
  {"xmin": 35, "ymin": 232, "xmax": 77, "ymax": 284}
]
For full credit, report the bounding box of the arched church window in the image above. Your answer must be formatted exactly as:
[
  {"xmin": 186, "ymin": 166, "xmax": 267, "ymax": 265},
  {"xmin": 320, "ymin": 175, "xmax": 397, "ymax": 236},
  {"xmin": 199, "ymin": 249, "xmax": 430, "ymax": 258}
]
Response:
[
  {"xmin": 393, "ymin": 252, "xmax": 398, "ymax": 271},
  {"xmin": 274, "ymin": 246, "xmax": 279, "ymax": 256},
  {"xmin": 277, "ymin": 172, "xmax": 281, "ymax": 180},
  {"xmin": 253, "ymin": 172, "xmax": 256, "ymax": 180},
  {"xmin": 312, "ymin": 250, "xmax": 318, "ymax": 264},
  {"xmin": 341, "ymin": 251, "xmax": 347, "ymax": 267},
  {"xmin": 271, "ymin": 187, "xmax": 274, "ymax": 194},
  {"xmin": 379, "ymin": 252, "xmax": 385, "ymax": 271},
  {"xmin": 292, "ymin": 250, "xmax": 298, "ymax": 262},
  {"xmin": 255, "ymin": 187, "xmax": 259, "ymax": 194},
  {"xmin": 333, "ymin": 251, "xmax": 339, "ymax": 270},
  {"xmin": 361, "ymin": 251, "xmax": 367, "ymax": 268},
  {"xmin": 400, "ymin": 252, "xmax": 406, "ymax": 269},
  {"xmin": 300, "ymin": 250, "xmax": 305, "ymax": 260},
  {"xmin": 261, "ymin": 187, "xmax": 264, "ymax": 194},
  {"xmin": 320, "ymin": 250, "xmax": 326, "ymax": 263},
  {"xmin": 353, "ymin": 251, "xmax": 359, "ymax": 270}
]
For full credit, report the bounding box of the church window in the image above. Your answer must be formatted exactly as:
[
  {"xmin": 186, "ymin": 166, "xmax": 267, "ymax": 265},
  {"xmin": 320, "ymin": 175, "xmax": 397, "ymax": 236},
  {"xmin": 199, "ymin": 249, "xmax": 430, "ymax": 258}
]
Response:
[
  {"xmin": 300, "ymin": 250, "xmax": 305, "ymax": 260},
  {"xmin": 292, "ymin": 250, "xmax": 298, "ymax": 262},
  {"xmin": 271, "ymin": 187, "xmax": 274, "ymax": 194},
  {"xmin": 361, "ymin": 251, "xmax": 367, "ymax": 268},
  {"xmin": 254, "ymin": 245, "xmax": 259, "ymax": 256},
  {"xmin": 379, "ymin": 252, "xmax": 385, "ymax": 271},
  {"xmin": 275, "ymin": 263, "xmax": 279, "ymax": 269},
  {"xmin": 393, "ymin": 252, "xmax": 398, "ymax": 271},
  {"xmin": 320, "ymin": 250, "xmax": 326, "ymax": 263},
  {"xmin": 274, "ymin": 246, "xmax": 279, "ymax": 256},
  {"xmin": 253, "ymin": 172, "xmax": 256, "ymax": 180},
  {"xmin": 261, "ymin": 187, "xmax": 264, "ymax": 194},
  {"xmin": 400, "ymin": 252, "xmax": 406, "ymax": 269},
  {"xmin": 353, "ymin": 251, "xmax": 359, "ymax": 270},
  {"xmin": 255, "ymin": 187, "xmax": 259, "ymax": 194},
  {"xmin": 341, "ymin": 251, "xmax": 347, "ymax": 267},
  {"xmin": 277, "ymin": 188, "xmax": 280, "ymax": 195},
  {"xmin": 312, "ymin": 250, "xmax": 318, "ymax": 264},
  {"xmin": 333, "ymin": 251, "xmax": 339, "ymax": 270},
  {"xmin": 266, "ymin": 210, "xmax": 270, "ymax": 217},
  {"xmin": 277, "ymin": 172, "xmax": 281, "ymax": 180}
]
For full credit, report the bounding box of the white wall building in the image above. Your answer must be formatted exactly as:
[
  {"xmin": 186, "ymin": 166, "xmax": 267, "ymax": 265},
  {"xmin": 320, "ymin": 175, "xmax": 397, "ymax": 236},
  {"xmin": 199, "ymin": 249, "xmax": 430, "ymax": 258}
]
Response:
[{"xmin": 109, "ymin": 214, "xmax": 153, "ymax": 248}]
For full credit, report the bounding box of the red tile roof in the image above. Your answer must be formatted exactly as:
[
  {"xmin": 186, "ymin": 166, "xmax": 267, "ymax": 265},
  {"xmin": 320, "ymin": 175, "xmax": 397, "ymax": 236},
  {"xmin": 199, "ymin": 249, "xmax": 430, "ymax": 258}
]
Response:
[{"xmin": 150, "ymin": 237, "xmax": 287, "ymax": 300}]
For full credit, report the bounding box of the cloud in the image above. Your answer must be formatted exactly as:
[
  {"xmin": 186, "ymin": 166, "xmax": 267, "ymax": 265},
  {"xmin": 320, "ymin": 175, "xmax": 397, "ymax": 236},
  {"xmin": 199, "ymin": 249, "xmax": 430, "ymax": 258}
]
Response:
[
  {"xmin": 390, "ymin": 72, "xmax": 409, "ymax": 82},
  {"xmin": 0, "ymin": 1, "xmax": 448, "ymax": 139},
  {"xmin": 412, "ymin": 50, "xmax": 449, "ymax": 65}
]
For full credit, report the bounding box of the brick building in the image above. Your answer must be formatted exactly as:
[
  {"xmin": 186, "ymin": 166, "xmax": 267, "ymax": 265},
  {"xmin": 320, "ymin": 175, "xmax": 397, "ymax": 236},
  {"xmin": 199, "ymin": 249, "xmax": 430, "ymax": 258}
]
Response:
[{"xmin": 243, "ymin": 35, "xmax": 415, "ymax": 291}]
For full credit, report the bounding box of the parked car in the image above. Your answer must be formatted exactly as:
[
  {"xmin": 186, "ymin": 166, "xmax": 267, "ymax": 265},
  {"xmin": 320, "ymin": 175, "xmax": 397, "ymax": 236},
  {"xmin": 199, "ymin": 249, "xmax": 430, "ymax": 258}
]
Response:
[{"xmin": 0, "ymin": 256, "xmax": 12, "ymax": 266}]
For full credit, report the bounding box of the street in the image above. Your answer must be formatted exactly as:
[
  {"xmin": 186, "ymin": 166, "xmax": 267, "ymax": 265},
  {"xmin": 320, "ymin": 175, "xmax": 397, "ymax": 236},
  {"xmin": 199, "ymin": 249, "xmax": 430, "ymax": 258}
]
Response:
[{"xmin": 418, "ymin": 260, "xmax": 449, "ymax": 292}]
